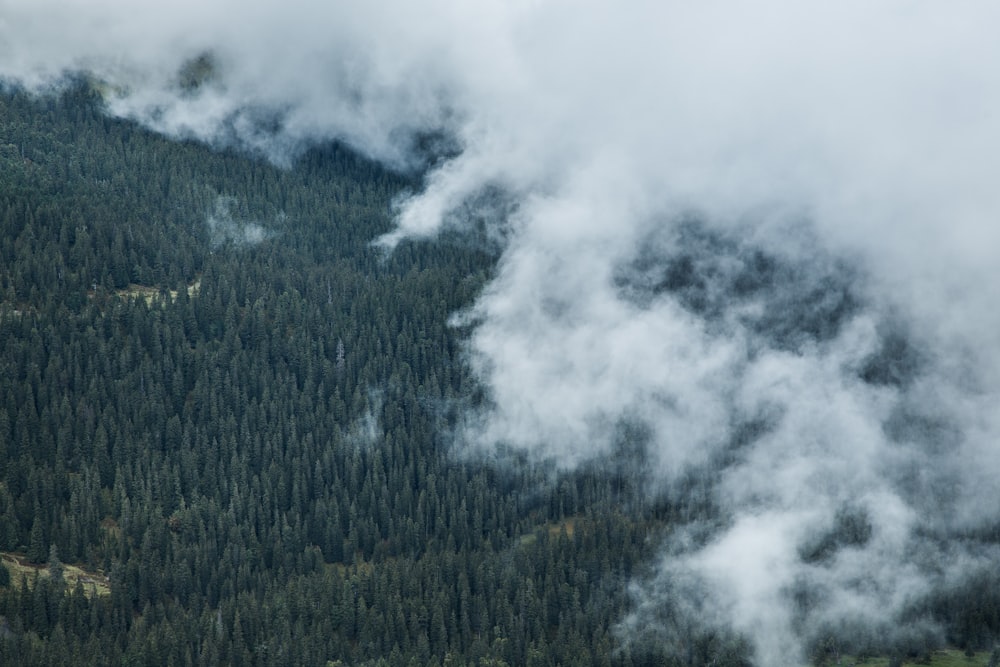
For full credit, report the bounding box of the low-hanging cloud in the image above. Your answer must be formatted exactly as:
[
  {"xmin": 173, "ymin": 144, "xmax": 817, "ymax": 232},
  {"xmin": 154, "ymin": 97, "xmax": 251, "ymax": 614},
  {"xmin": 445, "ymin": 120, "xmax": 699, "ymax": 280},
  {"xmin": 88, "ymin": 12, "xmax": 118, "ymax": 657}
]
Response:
[
  {"xmin": 206, "ymin": 195, "xmax": 276, "ymax": 249},
  {"xmin": 5, "ymin": 0, "xmax": 1000, "ymax": 662}
]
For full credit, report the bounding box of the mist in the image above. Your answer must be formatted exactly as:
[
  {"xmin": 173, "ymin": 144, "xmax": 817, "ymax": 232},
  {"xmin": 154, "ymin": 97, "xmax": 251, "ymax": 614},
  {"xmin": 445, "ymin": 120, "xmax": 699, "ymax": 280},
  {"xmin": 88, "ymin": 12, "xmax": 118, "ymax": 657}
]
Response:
[
  {"xmin": 4, "ymin": 1, "xmax": 1000, "ymax": 662},
  {"xmin": 206, "ymin": 195, "xmax": 277, "ymax": 248}
]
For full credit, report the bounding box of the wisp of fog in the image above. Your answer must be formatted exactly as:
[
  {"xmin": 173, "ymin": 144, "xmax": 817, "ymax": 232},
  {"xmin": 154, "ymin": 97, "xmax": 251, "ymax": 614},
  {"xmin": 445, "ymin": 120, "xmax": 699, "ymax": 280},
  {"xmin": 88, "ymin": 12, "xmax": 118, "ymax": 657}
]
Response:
[{"xmin": 4, "ymin": 0, "xmax": 1000, "ymax": 663}]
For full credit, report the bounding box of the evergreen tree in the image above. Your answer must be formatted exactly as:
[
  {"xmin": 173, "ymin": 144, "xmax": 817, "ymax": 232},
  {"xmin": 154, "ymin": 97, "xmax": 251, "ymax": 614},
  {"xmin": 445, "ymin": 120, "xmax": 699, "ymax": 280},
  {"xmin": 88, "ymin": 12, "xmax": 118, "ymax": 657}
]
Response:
[{"xmin": 27, "ymin": 516, "xmax": 47, "ymax": 565}]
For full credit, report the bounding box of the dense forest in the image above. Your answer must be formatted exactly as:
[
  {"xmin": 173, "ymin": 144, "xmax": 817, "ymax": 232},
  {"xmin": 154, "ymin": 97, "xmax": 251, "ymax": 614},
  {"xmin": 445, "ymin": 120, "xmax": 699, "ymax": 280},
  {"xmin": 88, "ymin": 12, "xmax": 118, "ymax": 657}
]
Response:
[
  {"xmin": 0, "ymin": 83, "xmax": 998, "ymax": 666},
  {"xmin": 0, "ymin": 82, "xmax": 664, "ymax": 667}
]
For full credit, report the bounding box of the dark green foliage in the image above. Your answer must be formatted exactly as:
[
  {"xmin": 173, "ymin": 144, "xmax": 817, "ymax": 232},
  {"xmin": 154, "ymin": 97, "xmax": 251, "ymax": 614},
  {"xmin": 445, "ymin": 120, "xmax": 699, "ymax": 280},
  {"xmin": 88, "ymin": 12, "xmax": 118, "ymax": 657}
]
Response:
[
  {"xmin": 922, "ymin": 569, "xmax": 1000, "ymax": 652},
  {"xmin": 27, "ymin": 517, "xmax": 46, "ymax": 565},
  {"xmin": 798, "ymin": 504, "xmax": 872, "ymax": 565},
  {"xmin": 614, "ymin": 220, "xmax": 861, "ymax": 352},
  {"xmin": 0, "ymin": 83, "xmax": 663, "ymax": 666}
]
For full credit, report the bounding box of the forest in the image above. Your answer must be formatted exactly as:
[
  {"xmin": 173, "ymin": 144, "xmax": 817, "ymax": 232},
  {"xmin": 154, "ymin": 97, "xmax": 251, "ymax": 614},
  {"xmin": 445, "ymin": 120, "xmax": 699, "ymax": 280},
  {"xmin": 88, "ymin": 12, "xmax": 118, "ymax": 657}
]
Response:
[{"xmin": 0, "ymin": 82, "xmax": 999, "ymax": 666}]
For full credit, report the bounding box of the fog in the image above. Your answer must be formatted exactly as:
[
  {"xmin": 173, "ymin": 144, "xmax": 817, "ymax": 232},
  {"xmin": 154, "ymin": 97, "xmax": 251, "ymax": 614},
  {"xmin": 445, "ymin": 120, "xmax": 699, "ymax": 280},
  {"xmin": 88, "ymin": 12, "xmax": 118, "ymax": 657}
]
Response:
[{"xmin": 4, "ymin": 1, "xmax": 1000, "ymax": 662}]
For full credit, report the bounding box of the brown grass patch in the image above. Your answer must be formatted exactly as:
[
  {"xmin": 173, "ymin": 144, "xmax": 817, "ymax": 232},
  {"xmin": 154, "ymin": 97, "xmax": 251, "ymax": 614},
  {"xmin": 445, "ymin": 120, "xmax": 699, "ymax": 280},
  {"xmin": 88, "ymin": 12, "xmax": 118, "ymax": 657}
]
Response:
[{"xmin": 1, "ymin": 552, "xmax": 111, "ymax": 598}]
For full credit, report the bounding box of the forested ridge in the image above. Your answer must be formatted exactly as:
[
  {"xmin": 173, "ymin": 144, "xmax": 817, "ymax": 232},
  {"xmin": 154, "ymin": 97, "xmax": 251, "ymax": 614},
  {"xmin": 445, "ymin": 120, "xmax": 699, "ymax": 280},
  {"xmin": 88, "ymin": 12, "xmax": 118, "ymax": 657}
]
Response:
[
  {"xmin": 0, "ymin": 83, "xmax": 666, "ymax": 666},
  {"xmin": 1, "ymin": 84, "xmax": 999, "ymax": 667}
]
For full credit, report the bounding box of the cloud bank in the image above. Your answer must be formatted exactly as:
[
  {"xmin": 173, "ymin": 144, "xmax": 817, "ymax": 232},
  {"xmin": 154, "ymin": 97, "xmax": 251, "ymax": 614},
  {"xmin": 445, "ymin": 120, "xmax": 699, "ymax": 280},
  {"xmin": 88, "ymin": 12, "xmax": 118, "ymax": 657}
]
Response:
[{"xmin": 5, "ymin": 0, "xmax": 1000, "ymax": 662}]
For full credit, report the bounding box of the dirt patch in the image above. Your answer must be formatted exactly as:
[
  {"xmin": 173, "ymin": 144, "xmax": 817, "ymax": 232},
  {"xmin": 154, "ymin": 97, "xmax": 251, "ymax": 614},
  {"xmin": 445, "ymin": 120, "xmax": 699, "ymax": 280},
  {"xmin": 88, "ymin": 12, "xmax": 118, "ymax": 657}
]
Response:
[
  {"xmin": 89, "ymin": 276, "xmax": 202, "ymax": 305},
  {"xmin": 1, "ymin": 552, "xmax": 110, "ymax": 598}
]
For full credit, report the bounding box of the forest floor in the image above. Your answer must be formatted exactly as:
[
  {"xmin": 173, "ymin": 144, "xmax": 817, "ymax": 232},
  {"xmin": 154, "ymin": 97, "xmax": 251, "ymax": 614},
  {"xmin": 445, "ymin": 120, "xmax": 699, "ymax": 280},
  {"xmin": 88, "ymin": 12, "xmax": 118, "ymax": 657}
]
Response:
[
  {"xmin": 518, "ymin": 515, "xmax": 582, "ymax": 547},
  {"xmin": 1, "ymin": 552, "xmax": 110, "ymax": 597},
  {"xmin": 111, "ymin": 277, "xmax": 201, "ymax": 305}
]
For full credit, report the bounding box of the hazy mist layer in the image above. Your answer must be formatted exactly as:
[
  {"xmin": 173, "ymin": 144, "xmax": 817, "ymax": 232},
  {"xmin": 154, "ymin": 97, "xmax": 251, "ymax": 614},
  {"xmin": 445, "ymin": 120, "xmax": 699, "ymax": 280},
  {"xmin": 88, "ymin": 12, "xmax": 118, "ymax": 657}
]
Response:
[{"xmin": 4, "ymin": 1, "xmax": 1000, "ymax": 662}]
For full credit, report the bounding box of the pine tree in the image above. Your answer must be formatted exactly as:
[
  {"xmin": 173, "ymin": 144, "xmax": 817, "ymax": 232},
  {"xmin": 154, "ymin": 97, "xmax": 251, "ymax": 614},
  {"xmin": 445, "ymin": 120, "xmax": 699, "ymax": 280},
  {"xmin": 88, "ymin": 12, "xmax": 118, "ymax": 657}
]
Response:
[
  {"xmin": 48, "ymin": 543, "xmax": 64, "ymax": 588},
  {"xmin": 27, "ymin": 515, "xmax": 46, "ymax": 564}
]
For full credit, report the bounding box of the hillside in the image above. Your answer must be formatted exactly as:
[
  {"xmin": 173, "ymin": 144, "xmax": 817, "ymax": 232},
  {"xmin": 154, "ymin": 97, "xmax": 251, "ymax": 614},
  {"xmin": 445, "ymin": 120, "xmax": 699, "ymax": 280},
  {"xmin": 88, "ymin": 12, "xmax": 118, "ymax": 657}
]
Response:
[
  {"xmin": 0, "ymin": 83, "xmax": 663, "ymax": 666},
  {"xmin": 2, "ymin": 83, "xmax": 999, "ymax": 667}
]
